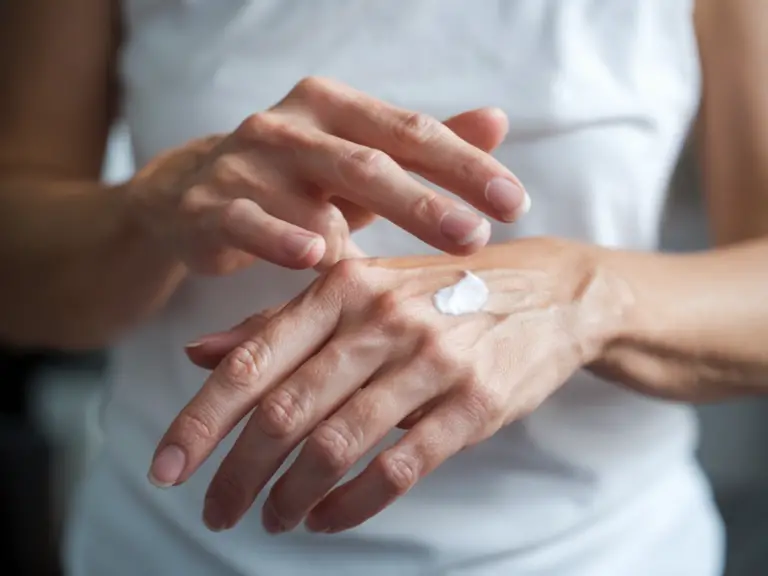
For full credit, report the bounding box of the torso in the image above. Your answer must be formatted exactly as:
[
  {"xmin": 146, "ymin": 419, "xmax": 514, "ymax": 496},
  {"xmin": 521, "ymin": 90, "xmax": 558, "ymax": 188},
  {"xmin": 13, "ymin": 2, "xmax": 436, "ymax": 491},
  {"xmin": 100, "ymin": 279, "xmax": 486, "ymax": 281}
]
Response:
[{"xmin": 65, "ymin": 2, "xmax": 724, "ymax": 574}]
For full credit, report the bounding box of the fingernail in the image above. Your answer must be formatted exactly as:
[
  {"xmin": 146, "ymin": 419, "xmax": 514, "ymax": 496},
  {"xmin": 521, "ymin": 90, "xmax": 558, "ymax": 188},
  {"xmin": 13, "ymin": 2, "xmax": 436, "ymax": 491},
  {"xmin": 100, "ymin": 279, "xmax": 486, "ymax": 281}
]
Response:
[
  {"xmin": 305, "ymin": 516, "xmax": 332, "ymax": 533},
  {"xmin": 285, "ymin": 232, "xmax": 321, "ymax": 259},
  {"xmin": 486, "ymin": 106, "xmax": 506, "ymax": 119},
  {"xmin": 484, "ymin": 177, "xmax": 528, "ymax": 221},
  {"xmin": 185, "ymin": 335, "xmax": 217, "ymax": 349},
  {"xmin": 148, "ymin": 445, "xmax": 186, "ymax": 488},
  {"xmin": 440, "ymin": 208, "xmax": 491, "ymax": 246},
  {"xmin": 203, "ymin": 496, "xmax": 230, "ymax": 532},
  {"xmin": 262, "ymin": 501, "xmax": 286, "ymax": 534},
  {"xmin": 519, "ymin": 191, "xmax": 532, "ymax": 214}
]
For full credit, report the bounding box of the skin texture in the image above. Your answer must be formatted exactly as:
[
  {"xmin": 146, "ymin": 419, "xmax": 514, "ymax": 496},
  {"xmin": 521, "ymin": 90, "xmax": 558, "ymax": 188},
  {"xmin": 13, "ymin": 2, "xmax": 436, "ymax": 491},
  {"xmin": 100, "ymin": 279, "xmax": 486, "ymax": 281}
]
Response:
[{"xmin": 0, "ymin": 0, "xmax": 766, "ymax": 543}]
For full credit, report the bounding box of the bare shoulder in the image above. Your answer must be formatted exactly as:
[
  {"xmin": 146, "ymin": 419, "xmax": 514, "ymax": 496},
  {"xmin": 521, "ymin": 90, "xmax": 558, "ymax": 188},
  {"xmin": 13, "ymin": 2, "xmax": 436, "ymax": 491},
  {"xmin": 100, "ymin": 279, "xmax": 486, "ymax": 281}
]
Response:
[{"xmin": 0, "ymin": 0, "xmax": 121, "ymax": 180}]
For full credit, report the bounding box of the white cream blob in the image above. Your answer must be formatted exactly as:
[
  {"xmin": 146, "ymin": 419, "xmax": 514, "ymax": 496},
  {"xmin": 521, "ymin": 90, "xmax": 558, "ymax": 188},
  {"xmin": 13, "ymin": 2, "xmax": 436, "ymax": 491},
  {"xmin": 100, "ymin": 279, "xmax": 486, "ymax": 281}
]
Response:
[{"xmin": 432, "ymin": 271, "xmax": 489, "ymax": 316}]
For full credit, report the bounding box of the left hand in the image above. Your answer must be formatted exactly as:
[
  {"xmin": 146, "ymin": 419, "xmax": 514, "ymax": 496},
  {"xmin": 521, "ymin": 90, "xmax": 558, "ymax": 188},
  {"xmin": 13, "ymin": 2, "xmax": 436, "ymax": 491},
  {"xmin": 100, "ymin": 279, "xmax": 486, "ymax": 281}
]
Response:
[{"xmin": 150, "ymin": 238, "xmax": 625, "ymax": 534}]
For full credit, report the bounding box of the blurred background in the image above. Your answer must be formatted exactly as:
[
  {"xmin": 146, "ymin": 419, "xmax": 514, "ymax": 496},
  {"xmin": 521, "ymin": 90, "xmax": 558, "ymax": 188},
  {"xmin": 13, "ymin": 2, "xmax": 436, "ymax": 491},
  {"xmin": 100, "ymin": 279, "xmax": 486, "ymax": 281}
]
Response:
[{"xmin": 1, "ymin": 127, "xmax": 767, "ymax": 575}]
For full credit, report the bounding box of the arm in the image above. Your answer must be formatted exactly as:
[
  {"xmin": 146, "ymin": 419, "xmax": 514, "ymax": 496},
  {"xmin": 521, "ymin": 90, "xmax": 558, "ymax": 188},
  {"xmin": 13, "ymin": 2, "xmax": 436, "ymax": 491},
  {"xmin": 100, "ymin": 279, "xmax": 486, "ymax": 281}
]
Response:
[
  {"xmin": 589, "ymin": 0, "xmax": 768, "ymax": 399},
  {"xmin": 0, "ymin": 0, "xmax": 185, "ymax": 350}
]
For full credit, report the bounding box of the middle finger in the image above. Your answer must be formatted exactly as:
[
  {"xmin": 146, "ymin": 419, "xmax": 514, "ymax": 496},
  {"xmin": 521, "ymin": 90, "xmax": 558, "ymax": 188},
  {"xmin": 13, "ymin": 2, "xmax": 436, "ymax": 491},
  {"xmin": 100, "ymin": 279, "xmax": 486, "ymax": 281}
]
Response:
[
  {"xmin": 298, "ymin": 133, "xmax": 492, "ymax": 253},
  {"xmin": 262, "ymin": 359, "xmax": 441, "ymax": 533},
  {"xmin": 311, "ymin": 80, "xmax": 528, "ymax": 222}
]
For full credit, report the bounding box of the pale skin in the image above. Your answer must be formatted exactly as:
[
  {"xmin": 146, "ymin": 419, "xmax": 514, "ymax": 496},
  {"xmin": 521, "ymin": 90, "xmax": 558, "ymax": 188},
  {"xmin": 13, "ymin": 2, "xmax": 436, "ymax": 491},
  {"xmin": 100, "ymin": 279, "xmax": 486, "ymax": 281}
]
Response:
[{"xmin": 0, "ymin": 0, "xmax": 766, "ymax": 544}]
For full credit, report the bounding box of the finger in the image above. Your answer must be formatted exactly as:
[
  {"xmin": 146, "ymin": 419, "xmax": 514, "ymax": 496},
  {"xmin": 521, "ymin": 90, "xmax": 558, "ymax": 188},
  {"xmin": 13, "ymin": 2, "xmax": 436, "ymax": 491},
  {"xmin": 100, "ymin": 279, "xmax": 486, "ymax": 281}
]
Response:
[
  {"xmin": 330, "ymin": 108, "xmax": 505, "ymax": 234},
  {"xmin": 312, "ymin": 238, "xmax": 366, "ymax": 273},
  {"xmin": 215, "ymin": 158, "xmax": 362, "ymax": 270},
  {"xmin": 442, "ymin": 107, "xmax": 509, "ymax": 153},
  {"xmin": 201, "ymin": 332, "xmax": 388, "ymax": 532},
  {"xmin": 305, "ymin": 79, "xmax": 527, "ymax": 222},
  {"xmin": 148, "ymin": 286, "xmax": 341, "ymax": 488},
  {"xmin": 305, "ymin": 396, "xmax": 471, "ymax": 534},
  {"xmin": 298, "ymin": 133, "xmax": 491, "ymax": 254},
  {"xmin": 395, "ymin": 398, "xmax": 440, "ymax": 430},
  {"xmin": 251, "ymin": 178, "xmax": 362, "ymax": 269},
  {"xmin": 262, "ymin": 363, "xmax": 441, "ymax": 534},
  {"xmin": 331, "ymin": 197, "xmax": 377, "ymax": 232},
  {"xmin": 218, "ymin": 197, "xmax": 326, "ymax": 269},
  {"xmin": 185, "ymin": 305, "xmax": 286, "ymax": 370}
]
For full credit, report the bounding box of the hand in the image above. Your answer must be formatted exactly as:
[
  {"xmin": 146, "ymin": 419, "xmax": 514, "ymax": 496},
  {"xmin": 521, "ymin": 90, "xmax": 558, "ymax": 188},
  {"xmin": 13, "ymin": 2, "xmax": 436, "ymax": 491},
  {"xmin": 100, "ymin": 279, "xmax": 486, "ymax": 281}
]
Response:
[
  {"xmin": 150, "ymin": 238, "xmax": 628, "ymax": 533},
  {"xmin": 127, "ymin": 77, "xmax": 528, "ymax": 274}
]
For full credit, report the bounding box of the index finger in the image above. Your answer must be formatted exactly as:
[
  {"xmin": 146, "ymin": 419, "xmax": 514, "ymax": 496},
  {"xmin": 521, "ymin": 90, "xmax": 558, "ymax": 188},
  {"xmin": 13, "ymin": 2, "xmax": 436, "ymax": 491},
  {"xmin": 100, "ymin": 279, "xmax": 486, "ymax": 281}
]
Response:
[
  {"xmin": 304, "ymin": 78, "xmax": 529, "ymax": 222},
  {"xmin": 147, "ymin": 285, "xmax": 340, "ymax": 488}
]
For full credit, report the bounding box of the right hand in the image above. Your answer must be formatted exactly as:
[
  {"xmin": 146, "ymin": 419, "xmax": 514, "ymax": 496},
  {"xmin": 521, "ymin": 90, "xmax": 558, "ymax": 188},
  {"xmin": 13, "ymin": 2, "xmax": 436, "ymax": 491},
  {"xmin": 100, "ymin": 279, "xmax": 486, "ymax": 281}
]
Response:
[{"xmin": 128, "ymin": 77, "xmax": 528, "ymax": 274}]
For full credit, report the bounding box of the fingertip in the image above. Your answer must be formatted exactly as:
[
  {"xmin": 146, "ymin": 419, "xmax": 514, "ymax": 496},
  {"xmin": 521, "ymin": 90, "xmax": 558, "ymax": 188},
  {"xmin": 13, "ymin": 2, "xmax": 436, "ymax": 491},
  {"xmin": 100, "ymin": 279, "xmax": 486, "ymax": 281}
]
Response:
[
  {"xmin": 184, "ymin": 346, "xmax": 222, "ymax": 371},
  {"xmin": 148, "ymin": 444, "xmax": 187, "ymax": 488},
  {"xmin": 484, "ymin": 178, "xmax": 529, "ymax": 223},
  {"xmin": 440, "ymin": 213, "xmax": 491, "ymax": 254},
  {"xmin": 482, "ymin": 106, "xmax": 509, "ymax": 133},
  {"xmin": 284, "ymin": 235, "xmax": 326, "ymax": 270}
]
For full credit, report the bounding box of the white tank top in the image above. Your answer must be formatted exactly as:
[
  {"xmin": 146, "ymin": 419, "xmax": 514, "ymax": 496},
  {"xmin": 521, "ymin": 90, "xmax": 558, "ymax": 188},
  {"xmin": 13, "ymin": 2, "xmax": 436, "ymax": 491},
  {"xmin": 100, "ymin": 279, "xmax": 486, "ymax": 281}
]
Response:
[{"xmin": 65, "ymin": 2, "xmax": 725, "ymax": 575}]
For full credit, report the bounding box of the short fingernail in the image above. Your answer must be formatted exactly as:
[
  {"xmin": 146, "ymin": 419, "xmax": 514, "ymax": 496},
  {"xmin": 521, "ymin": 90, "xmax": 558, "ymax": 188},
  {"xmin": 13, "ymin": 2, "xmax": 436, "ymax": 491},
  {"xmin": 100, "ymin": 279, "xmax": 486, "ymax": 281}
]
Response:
[
  {"xmin": 440, "ymin": 208, "xmax": 491, "ymax": 246},
  {"xmin": 203, "ymin": 496, "xmax": 230, "ymax": 532},
  {"xmin": 262, "ymin": 501, "xmax": 286, "ymax": 534},
  {"xmin": 148, "ymin": 445, "xmax": 186, "ymax": 488},
  {"xmin": 305, "ymin": 515, "xmax": 332, "ymax": 533},
  {"xmin": 185, "ymin": 334, "xmax": 219, "ymax": 349},
  {"xmin": 484, "ymin": 177, "xmax": 528, "ymax": 221},
  {"xmin": 285, "ymin": 232, "xmax": 321, "ymax": 260}
]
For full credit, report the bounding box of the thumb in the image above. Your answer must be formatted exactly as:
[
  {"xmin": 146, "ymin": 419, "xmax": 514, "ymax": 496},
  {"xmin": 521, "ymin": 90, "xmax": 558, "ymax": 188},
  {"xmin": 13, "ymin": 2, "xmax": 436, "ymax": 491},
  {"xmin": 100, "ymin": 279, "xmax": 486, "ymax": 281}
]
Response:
[{"xmin": 443, "ymin": 107, "xmax": 509, "ymax": 152}]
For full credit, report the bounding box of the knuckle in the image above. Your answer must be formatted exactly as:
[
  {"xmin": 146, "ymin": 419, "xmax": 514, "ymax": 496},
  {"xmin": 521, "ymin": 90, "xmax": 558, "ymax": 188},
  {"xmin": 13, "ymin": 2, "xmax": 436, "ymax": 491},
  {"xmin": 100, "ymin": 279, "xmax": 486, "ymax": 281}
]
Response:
[
  {"xmin": 178, "ymin": 184, "xmax": 211, "ymax": 219},
  {"xmin": 409, "ymin": 193, "xmax": 442, "ymax": 224},
  {"xmin": 307, "ymin": 420, "xmax": 359, "ymax": 473},
  {"xmin": 419, "ymin": 332, "xmax": 458, "ymax": 372},
  {"xmin": 219, "ymin": 197, "xmax": 256, "ymax": 238},
  {"xmin": 319, "ymin": 342, "xmax": 350, "ymax": 373},
  {"xmin": 293, "ymin": 76, "xmax": 333, "ymax": 99},
  {"xmin": 392, "ymin": 112, "xmax": 441, "ymax": 147},
  {"xmin": 461, "ymin": 384, "xmax": 506, "ymax": 424},
  {"xmin": 222, "ymin": 339, "xmax": 272, "ymax": 387},
  {"xmin": 235, "ymin": 112, "xmax": 274, "ymax": 142},
  {"xmin": 339, "ymin": 147, "xmax": 392, "ymax": 186},
  {"xmin": 235, "ymin": 111, "xmax": 310, "ymax": 148},
  {"xmin": 371, "ymin": 290, "xmax": 409, "ymax": 330},
  {"xmin": 176, "ymin": 409, "xmax": 219, "ymax": 444},
  {"xmin": 375, "ymin": 451, "xmax": 419, "ymax": 496},
  {"xmin": 211, "ymin": 155, "xmax": 251, "ymax": 188},
  {"xmin": 257, "ymin": 388, "xmax": 308, "ymax": 439},
  {"xmin": 308, "ymin": 202, "xmax": 348, "ymax": 238}
]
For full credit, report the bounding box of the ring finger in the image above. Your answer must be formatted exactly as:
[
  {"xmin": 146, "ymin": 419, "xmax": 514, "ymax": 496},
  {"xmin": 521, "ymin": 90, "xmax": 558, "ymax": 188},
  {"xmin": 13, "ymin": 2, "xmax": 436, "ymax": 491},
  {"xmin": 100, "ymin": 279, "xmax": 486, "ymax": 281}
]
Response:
[
  {"xmin": 305, "ymin": 393, "xmax": 472, "ymax": 533},
  {"xmin": 262, "ymin": 360, "xmax": 443, "ymax": 533}
]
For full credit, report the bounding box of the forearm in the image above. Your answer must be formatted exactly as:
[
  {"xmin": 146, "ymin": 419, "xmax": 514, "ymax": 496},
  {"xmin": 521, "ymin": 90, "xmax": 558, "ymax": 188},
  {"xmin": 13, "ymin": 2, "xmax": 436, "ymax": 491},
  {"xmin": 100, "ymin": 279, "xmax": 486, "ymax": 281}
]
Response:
[
  {"xmin": 0, "ymin": 177, "xmax": 186, "ymax": 350},
  {"xmin": 591, "ymin": 238, "xmax": 768, "ymax": 400}
]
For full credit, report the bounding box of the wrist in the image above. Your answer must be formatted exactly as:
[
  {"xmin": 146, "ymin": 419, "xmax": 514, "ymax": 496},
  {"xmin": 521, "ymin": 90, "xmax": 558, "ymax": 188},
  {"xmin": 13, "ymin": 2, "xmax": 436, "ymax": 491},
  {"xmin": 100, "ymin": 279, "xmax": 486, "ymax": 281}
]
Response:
[
  {"xmin": 124, "ymin": 135, "xmax": 225, "ymax": 263},
  {"xmin": 564, "ymin": 242, "xmax": 637, "ymax": 363},
  {"xmin": 119, "ymin": 179, "xmax": 184, "ymax": 268},
  {"xmin": 473, "ymin": 238, "xmax": 635, "ymax": 363}
]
